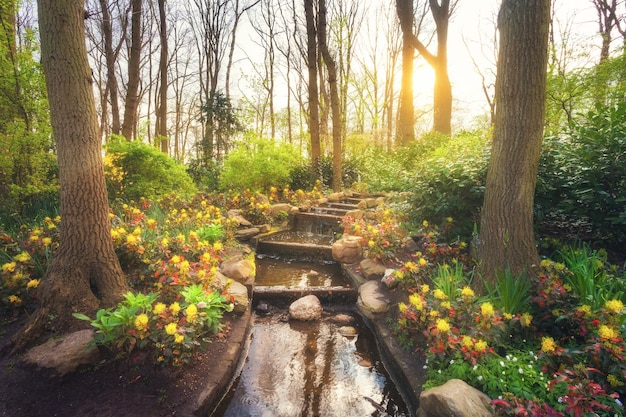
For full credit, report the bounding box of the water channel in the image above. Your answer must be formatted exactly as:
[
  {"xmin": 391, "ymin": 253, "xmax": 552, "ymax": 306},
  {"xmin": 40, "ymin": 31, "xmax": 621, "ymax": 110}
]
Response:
[{"xmin": 211, "ymin": 201, "xmax": 411, "ymax": 417}]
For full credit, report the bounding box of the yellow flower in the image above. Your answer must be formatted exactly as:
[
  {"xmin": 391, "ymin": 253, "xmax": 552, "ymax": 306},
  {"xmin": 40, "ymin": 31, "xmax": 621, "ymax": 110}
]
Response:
[
  {"xmin": 153, "ymin": 303, "xmax": 166, "ymax": 315},
  {"xmin": 577, "ymin": 304, "xmax": 592, "ymax": 317},
  {"xmin": 540, "ymin": 259, "xmax": 552, "ymax": 269},
  {"xmin": 2, "ymin": 262, "xmax": 16, "ymax": 273},
  {"xmin": 197, "ymin": 269, "xmax": 206, "ymax": 279},
  {"xmin": 186, "ymin": 304, "xmax": 198, "ymax": 323},
  {"xmin": 179, "ymin": 260, "xmax": 191, "ymax": 275},
  {"xmin": 174, "ymin": 334, "xmax": 185, "ymax": 344},
  {"xmin": 170, "ymin": 255, "xmax": 181, "ymax": 264},
  {"xmin": 598, "ymin": 325, "xmax": 618, "ymax": 340},
  {"xmin": 26, "ymin": 279, "xmax": 40, "ymax": 289},
  {"xmin": 435, "ymin": 319, "xmax": 450, "ymax": 333},
  {"xmin": 213, "ymin": 241, "xmax": 223, "ymax": 251},
  {"xmin": 29, "ymin": 234, "xmax": 40, "ymax": 242},
  {"xmin": 409, "ymin": 293, "xmax": 423, "ymax": 310},
  {"xmin": 146, "ymin": 219, "xmax": 156, "ymax": 228},
  {"xmin": 480, "ymin": 302, "xmax": 495, "ymax": 317},
  {"xmin": 422, "ymin": 220, "xmax": 429, "ymax": 228},
  {"xmin": 446, "ymin": 217, "xmax": 453, "ymax": 223},
  {"xmin": 460, "ymin": 286, "xmax": 475, "ymax": 298},
  {"xmin": 521, "ymin": 313, "xmax": 533, "ymax": 327},
  {"xmin": 421, "ymin": 284, "xmax": 430, "ymax": 294},
  {"xmin": 503, "ymin": 312, "xmax": 513, "ymax": 320},
  {"xmin": 429, "ymin": 310, "xmax": 439, "ymax": 318},
  {"xmin": 165, "ymin": 322, "xmax": 178, "ymax": 335},
  {"xmin": 607, "ymin": 374, "xmax": 623, "ymax": 387},
  {"xmin": 42, "ymin": 237, "xmax": 53, "ymax": 246},
  {"xmin": 604, "ymin": 299, "xmax": 625, "ymax": 315},
  {"xmin": 541, "ymin": 336, "xmax": 557, "ymax": 353},
  {"xmin": 14, "ymin": 251, "xmax": 31, "ymax": 263},
  {"xmin": 474, "ymin": 339, "xmax": 488, "ymax": 353},
  {"xmin": 398, "ymin": 302, "xmax": 408, "ymax": 313},
  {"xmin": 126, "ymin": 234, "xmax": 138, "ymax": 245},
  {"xmin": 8, "ymin": 295, "xmax": 22, "ymax": 304},
  {"xmin": 368, "ymin": 240, "xmax": 375, "ymax": 248},
  {"xmin": 134, "ymin": 313, "xmax": 149, "ymax": 330},
  {"xmin": 433, "ymin": 289, "xmax": 448, "ymax": 300},
  {"xmin": 170, "ymin": 302, "xmax": 181, "ymax": 315},
  {"xmin": 554, "ymin": 262, "xmax": 565, "ymax": 272},
  {"xmin": 418, "ymin": 258, "xmax": 427, "ymax": 267},
  {"xmin": 462, "ymin": 336, "xmax": 474, "ymax": 349},
  {"xmin": 161, "ymin": 237, "xmax": 169, "ymax": 247},
  {"xmin": 441, "ymin": 301, "xmax": 451, "ymax": 310}
]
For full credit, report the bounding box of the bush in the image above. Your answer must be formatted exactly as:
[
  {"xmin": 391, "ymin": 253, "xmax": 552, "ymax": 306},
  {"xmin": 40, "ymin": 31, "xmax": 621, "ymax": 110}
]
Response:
[
  {"xmin": 536, "ymin": 102, "xmax": 626, "ymax": 248},
  {"xmin": 103, "ymin": 138, "xmax": 197, "ymax": 202},
  {"xmin": 220, "ymin": 136, "xmax": 303, "ymax": 192},
  {"xmin": 406, "ymin": 130, "xmax": 490, "ymax": 239}
]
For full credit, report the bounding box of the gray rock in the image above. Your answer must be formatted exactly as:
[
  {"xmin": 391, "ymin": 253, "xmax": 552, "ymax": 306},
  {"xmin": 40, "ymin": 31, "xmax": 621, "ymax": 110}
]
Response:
[
  {"xmin": 329, "ymin": 313, "xmax": 355, "ymax": 325},
  {"xmin": 357, "ymin": 280, "xmax": 390, "ymax": 318},
  {"xmin": 23, "ymin": 329, "xmax": 100, "ymax": 376},
  {"xmin": 359, "ymin": 258, "xmax": 387, "ymax": 280},
  {"xmin": 234, "ymin": 227, "xmax": 260, "ymax": 241},
  {"xmin": 289, "ymin": 295, "xmax": 323, "ymax": 321},
  {"xmin": 417, "ymin": 379, "xmax": 492, "ymax": 417},
  {"xmin": 269, "ymin": 203, "xmax": 293, "ymax": 217}
]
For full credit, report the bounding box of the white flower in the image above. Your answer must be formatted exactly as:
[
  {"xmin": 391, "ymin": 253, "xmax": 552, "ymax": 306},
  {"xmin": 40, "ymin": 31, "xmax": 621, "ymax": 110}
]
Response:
[
  {"xmin": 477, "ymin": 375, "xmax": 483, "ymax": 381},
  {"xmin": 518, "ymin": 368, "xmax": 523, "ymax": 374},
  {"xmin": 616, "ymin": 398, "xmax": 623, "ymax": 407},
  {"xmin": 473, "ymin": 365, "xmax": 478, "ymax": 371},
  {"xmin": 500, "ymin": 361, "xmax": 505, "ymax": 367},
  {"xmin": 449, "ymin": 359, "xmax": 455, "ymax": 364},
  {"xmin": 197, "ymin": 301, "xmax": 207, "ymax": 309}
]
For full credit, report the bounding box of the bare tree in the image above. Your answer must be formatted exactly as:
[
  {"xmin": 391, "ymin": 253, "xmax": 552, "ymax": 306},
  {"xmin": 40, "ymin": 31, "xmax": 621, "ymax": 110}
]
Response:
[
  {"xmin": 304, "ymin": 0, "xmax": 321, "ymax": 172},
  {"xmin": 156, "ymin": 0, "xmax": 168, "ymax": 153},
  {"xmin": 318, "ymin": 0, "xmax": 341, "ymax": 190},
  {"xmin": 121, "ymin": 0, "xmax": 142, "ymax": 140}
]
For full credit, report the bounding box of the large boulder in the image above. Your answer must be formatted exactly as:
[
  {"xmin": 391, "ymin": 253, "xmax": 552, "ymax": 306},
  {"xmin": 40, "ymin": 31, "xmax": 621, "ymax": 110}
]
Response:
[
  {"xmin": 23, "ymin": 330, "xmax": 100, "ymax": 376},
  {"xmin": 227, "ymin": 209, "xmax": 253, "ymax": 227},
  {"xmin": 289, "ymin": 295, "xmax": 323, "ymax": 321},
  {"xmin": 226, "ymin": 279, "xmax": 250, "ymax": 314},
  {"xmin": 417, "ymin": 379, "xmax": 492, "ymax": 417},
  {"xmin": 269, "ymin": 203, "xmax": 293, "ymax": 218},
  {"xmin": 357, "ymin": 280, "xmax": 389, "ymax": 318},
  {"xmin": 331, "ymin": 235, "xmax": 363, "ymax": 264},
  {"xmin": 234, "ymin": 227, "xmax": 260, "ymax": 242}
]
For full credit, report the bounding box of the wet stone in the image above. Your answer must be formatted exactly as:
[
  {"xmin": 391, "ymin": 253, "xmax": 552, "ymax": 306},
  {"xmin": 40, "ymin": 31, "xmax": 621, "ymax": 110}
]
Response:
[{"xmin": 288, "ymin": 294, "xmax": 323, "ymax": 321}]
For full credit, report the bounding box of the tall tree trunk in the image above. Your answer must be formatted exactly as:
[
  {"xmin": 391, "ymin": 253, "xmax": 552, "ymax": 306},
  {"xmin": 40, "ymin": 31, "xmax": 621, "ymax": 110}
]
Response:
[
  {"xmin": 429, "ymin": 0, "xmax": 452, "ymax": 134},
  {"xmin": 98, "ymin": 0, "xmax": 121, "ymax": 135},
  {"xmin": 304, "ymin": 0, "xmax": 321, "ymax": 173},
  {"xmin": 157, "ymin": 0, "xmax": 168, "ymax": 153},
  {"xmin": 396, "ymin": 0, "xmax": 415, "ymax": 146},
  {"xmin": 14, "ymin": 0, "xmax": 128, "ymax": 352},
  {"xmin": 318, "ymin": 0, "xmax": 341, "ymax": 191},
  {"xmin": 477, "ymin": 0, "xmax": 550, "ymax": 288},
  {"xmin": 121, "ymin": 0, "xmax": 142, "ymax": 140}
]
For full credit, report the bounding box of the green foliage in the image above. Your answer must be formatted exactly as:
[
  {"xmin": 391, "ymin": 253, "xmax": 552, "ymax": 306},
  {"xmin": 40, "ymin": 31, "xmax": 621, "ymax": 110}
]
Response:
[
  {"xmin": 220, "ymin": 135, "xmax": 303, "ymax": 192},
  {"xmin": 431, "ymin": 262, "xmax": 469, "ymax": 301},
  {"xmin": 103, "ymin": 137, "xmax": 197, "ymax": 202},
  {"xmin": 198, "ymin": 90, "xmax": 243, "ymax": 165},
  {"xmin": 186, "ymin": 157, "xmax": 221, "ymax": 191},
  {"xmin": 482, "ymin": 268, "xmax": 532, "ymax": 316},
  {"xmin": 195, "ymin": 224, "xmax": 223, "ymax": 244},
  {"xmin": 406, "ymin": 130, "xmax": 490, "ymax": 239},
  {"xmin": 556, "ymin": 243, "xmax": 626, "ymax": 308},
  {"xmin": 536, "ymin": 102, "xmax": 626, "ymax": 247}
]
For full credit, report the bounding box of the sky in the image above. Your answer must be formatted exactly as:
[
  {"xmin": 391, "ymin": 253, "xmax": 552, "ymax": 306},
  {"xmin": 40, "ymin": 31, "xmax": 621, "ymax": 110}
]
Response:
[{"xmin": 423, "ymin": 0, "xmax": 603, "ymax": 127}]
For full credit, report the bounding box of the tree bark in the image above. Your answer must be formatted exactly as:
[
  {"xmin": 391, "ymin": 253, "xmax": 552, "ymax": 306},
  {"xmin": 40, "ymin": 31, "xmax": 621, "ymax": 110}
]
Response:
[
  {"xmin": 156, "ymin": 0, "xmax": 168, "ymax": 153},
  {"xmin": 477, "ymin": 0, "xmax": 551, "ymax": 288},
  {"xmin": 98, "ymin": 0, "xmax": 121, "ymax": 135},
  {"xmin": 14, "ymin": 0, "xmax": 128, "ymax": 352},
  {"xmin": 395, "ymin": 0, "xmax": 415, "ymax": 146},
  {"xmin": 304, "ymin": 0, "xmax": 321, "ymax": 173},
  {"xmin": 318, "ymin": 0, "xmax": 342, "ymax": 191},
  {"xmin": 121, "ymin": 0, "xmax": 142, "ymax": 140}
]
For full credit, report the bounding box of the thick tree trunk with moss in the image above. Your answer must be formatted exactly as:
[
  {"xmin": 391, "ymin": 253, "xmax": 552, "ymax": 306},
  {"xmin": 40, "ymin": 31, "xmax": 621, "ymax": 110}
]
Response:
[
  {"xmin": 13, "ymin": 0, "xmax": 128, "ymax": 352},
  {"xmin": 477, "ymin": 0, "xmax": 550, "ymax": 289}
]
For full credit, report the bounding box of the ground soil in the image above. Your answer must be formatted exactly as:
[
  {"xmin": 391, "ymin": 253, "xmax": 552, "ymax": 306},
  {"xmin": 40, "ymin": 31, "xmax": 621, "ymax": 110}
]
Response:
[{"xmin": 0, "ymin": 313, "xmax": 242, "ymax": 417}]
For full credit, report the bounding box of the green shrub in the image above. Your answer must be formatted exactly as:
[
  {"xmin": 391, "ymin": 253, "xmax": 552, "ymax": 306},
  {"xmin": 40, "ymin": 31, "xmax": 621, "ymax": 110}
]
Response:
[
  {"xmin": 103, "ymin": 137, "xmax": 197, "ymax": 202},
  {"xmin": 406, "ymin": 130, "xmax": 490, "ymax": 239},
  {"xmin": 536, "ymin": 102, "xmax": 626, "ymax": 247},
  {"xmin": 220, "ymin": 136, "xmax": 303, "ymax": 192}
]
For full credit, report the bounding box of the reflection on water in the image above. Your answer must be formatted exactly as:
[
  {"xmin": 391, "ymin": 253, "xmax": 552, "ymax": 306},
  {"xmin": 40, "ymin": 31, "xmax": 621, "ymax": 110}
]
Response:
[
  {"xmin": 212, "ymin": 317, "xmax": 408, "ymax": 417},
  {"xmin": 255, "ymin": 256, "xmax": 346, "ymax": 287}
]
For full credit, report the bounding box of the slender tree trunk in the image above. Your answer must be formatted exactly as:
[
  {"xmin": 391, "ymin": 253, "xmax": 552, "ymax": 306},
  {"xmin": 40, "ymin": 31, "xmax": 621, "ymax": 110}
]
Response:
[
  {"xmin": 14, "ymin": 0, "xmax": 128, "ymax": 352},
  {"xmin": 396, "ymin": 0, "xmax": 415, "ymax": 146},
  {"xmin": 477, "ymin": 0, "xmax": 550, "ymax": 288},
  {"xmin": 121, "ymin": 0, "xmax": 142, "ymax": 140},
  {"xmin": 98, "ymin": 0, "xmax": 121, "ymax": 135},
  {"xmin": 318, "ymin": 0, "xmax": 341, "ymax": 191},
  {"xmin": 157, "ymin": 0, "xmax": 168, "ymax": 153},
  {"xmin": 304, "ymin": 0, "xmax": 321, "ymax": 172}
]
